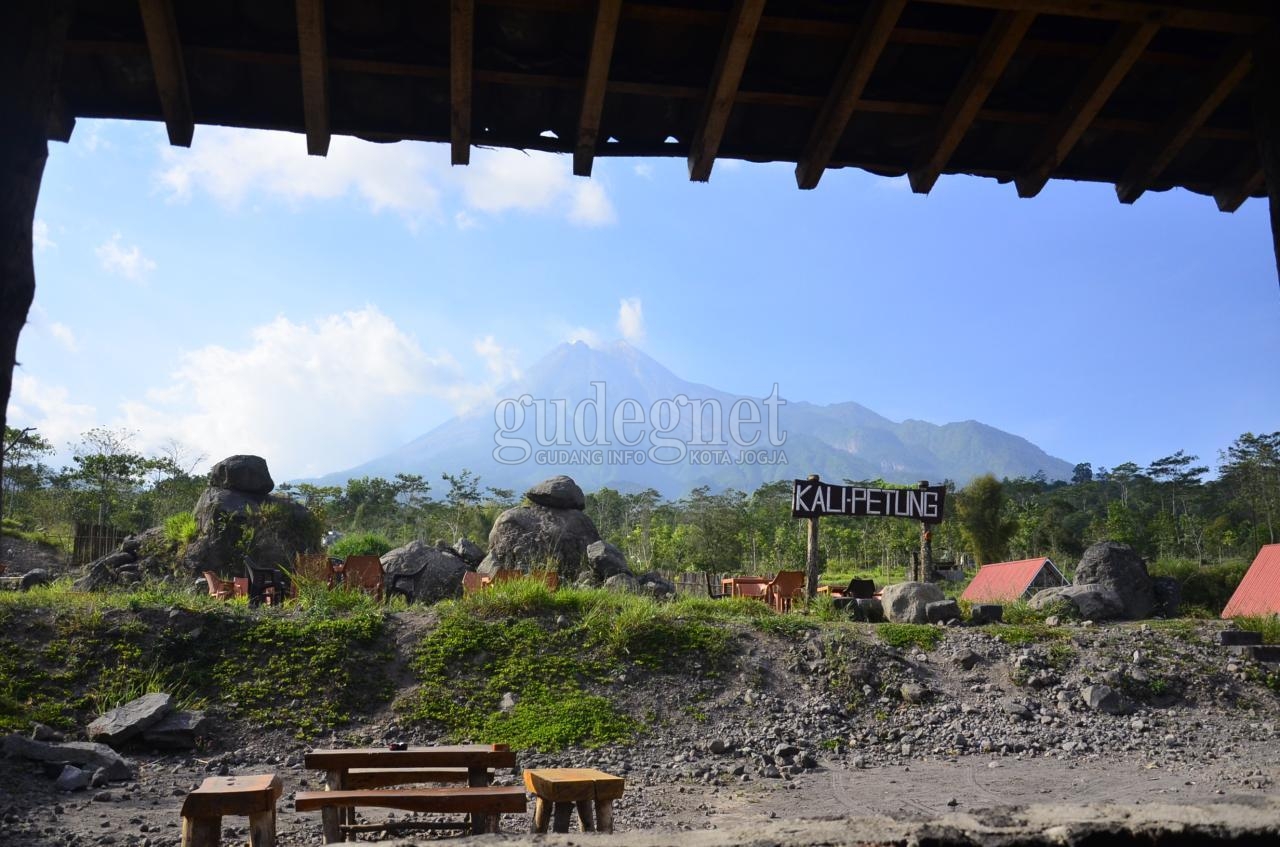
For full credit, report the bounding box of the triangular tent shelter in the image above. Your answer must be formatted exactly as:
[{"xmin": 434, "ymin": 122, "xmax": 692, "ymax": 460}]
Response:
[
  {"xmin": 960, "ymin": 557, "xmax": 1067, "ymax": 604},
  {"xmin": 1221, "ymin": 544, "xmax": 1280, "ymax": 618}
]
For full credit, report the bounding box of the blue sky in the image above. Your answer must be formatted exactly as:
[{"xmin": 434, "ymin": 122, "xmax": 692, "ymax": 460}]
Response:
[{"xmin": 12, "ymin": 118, "xmax": 1278, "ymax": 483}]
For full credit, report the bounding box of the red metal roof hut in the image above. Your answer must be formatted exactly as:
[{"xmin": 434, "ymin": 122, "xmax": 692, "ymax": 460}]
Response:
[
  {"xmin": 960, "ymin": 556, "xmax": 1067, "ymax": 603},
  {"xmin": 1221, "ymin": 543, "xmax": 1280, "ymax": 618}
]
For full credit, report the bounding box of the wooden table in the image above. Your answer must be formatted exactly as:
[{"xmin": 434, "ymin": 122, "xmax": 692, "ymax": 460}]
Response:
[
  {"xmin": 523, "ymin": 768, "xmax": 624, "ymax": 833},
  {"xmin": 303, "ymin": 745, "xmax": 515, "ymax": 842},
  {"xmin": 721, "ymin": 576, "xmax": 769, "ymax": 598}
]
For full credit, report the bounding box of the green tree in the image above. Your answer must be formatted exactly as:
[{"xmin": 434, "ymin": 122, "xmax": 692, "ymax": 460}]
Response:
[
  {"xmin": 1, "ymin": 426, "xmax": 53, "ymax": 528},
  {"xmin": 956, "ymin": 474, "xmax": 1017, "ymax": 565}
]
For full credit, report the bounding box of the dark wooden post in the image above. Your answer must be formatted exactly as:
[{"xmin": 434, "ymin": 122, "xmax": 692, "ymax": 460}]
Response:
[
  {"xmin": 918, "ymin": 480, "xmax": 935, "ymax": 583},
  {"xmin": 0, "ymin": 0, "xmax": 72, "ymax": 531},
  {"xmin": 805, "ymin": 473, "xmax": 821, "ymax": 598},
  {"xmin": 1254, "ymin": 21, "xmax": 1280, "ymax": 285}
]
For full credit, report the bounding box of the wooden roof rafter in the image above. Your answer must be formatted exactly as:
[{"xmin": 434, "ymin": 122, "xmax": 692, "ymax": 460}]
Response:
[
  {"xmin": 1015, "ymin": 20, "xmax": 1160, "ymax": 198},
  {"xmin": 573, "ymin": 0, "xmax": 622, "ymax": 178},
  {"xmin": 909, "ymin": 9, "xmax": 1037, "ymax": 194},
  {"xmin": 137, "ymin": 0, "xmax": 193, "ymax": 147},
  {"xmin": 451, "ymin": 0, "xmax": 475, "ymax": 166},
  {"xmin": 1116, "ymin": 38, "xmax": 1253, "ymax": 204},
  {"xmin": 1214, "ymin": 157, "xmax": 1265, "ymax": 213},
  {"xmin": 795, "ymin": 0, "xmax": 907, "ymax": 191},
  {"xmin": 295, "ymin": 0, "xmax": 330, "ymax": 157},
  {"xmin": 687, "ymin": 0, "xmax": 767, "ymax": 182}
]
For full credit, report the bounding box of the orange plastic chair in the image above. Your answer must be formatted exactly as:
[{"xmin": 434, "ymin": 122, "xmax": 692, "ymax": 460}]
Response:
[
  {"xmin": 765, "ymin": 570, "xmax": 806, "ymax": 613},
  {"xmin": 462, "ymin": 571, "xmax": 483, "ymax": 594},
  {"xmin": 342, "ymin": 555, "xmax": 384, "ymax": 601},
  {"xmin": 292, "ymin": 552, "xmax": 335, "ymax": 591},
  {"xmin": 529, "ymin": 571, "xmax": 560, "ymax": 591},
  {"xmin": 203, "ymin": 571, "xmax": 234, "ymax": 601}
]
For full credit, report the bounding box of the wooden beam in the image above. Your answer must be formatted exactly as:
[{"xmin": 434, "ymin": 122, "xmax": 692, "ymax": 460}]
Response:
[
  {"xmin": 46, "ymin": 90, "xmax": 75, "ymax": 142},
  {"xmin": 909, "ymin": 10, "xmax": 1036, "ymax": 194},
  {"xmin": 574, "ymin": 0, "xmax": 622, "ymax": 177},
  {"xmin": 1016, "ymin": 21, "xmax": 1159, "ymax": 198},
  {"xmin": 1116, "ymin": 38, "xmax": 1252, "ymax": 203},
  {"xmin": 451, "ymin": 0, "xmax": 474, "ymax": 166},
  {"xmin": 1253, "ymin": 23, "xmax": 1280, "ymax": 282},
  {"xmin": 295, "ymin": 0, "xmax": 330, "ymax": 156},
  {"xmin": 138, "ymin": 0, "xmax": 193, "ymax": 147},
  {"xmin": 795, "ymin": 0, "xmax": 907, "ymax": 190},
  {"xmin": 688, "ymin": 0, "xmax": 766, "ymax": 182},
  {"xmin": 1213, "ymin": 158, "xmax": 1264, "ymax": 212},
  {"xmin": 857, "ymin": 0, "xmax": 1266, "ymax": 34}
]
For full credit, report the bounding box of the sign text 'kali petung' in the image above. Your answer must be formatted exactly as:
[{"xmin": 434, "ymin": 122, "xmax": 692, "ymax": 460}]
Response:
[{"xmin": 791, "ymin": 480, "xmax": 946, "ymax": 524}]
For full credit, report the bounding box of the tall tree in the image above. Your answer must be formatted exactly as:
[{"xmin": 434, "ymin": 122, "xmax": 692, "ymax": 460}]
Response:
[{"xmin": 956, "ymin": 474, "xmax": 1017, "ymax": 566}]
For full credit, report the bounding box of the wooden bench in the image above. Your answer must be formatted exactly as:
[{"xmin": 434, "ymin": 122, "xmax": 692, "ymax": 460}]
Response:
[
  {"xmin": 180, "ymin": 773, "xmax": 282, "ymax": 847},
  {"xmin": 523, "ymin": 768, "xmax": 625, "ymax": 834},
  {"xmin": 302, "ymin": 744, "xmax": 517, "ymax": 841},
  {"xmin": 294, "ymin": 786, "xmax": 525, "ymax": 835}
]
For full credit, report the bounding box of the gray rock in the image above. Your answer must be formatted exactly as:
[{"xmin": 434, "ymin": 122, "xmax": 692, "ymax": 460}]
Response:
[
  {"xmin": 381, "ymin": 541, "xmax": 469, "ymax": 604},
  {"xmin": 1081, "ymin": 684, "xmax": 1127, "ymax": 715},
  {"xmin": 968, "ymin": 604, "xmax": 1003, "ymax": 625},
  {"xmin": 452, "ymin": 538, "xmax": 484, "ymax": 567},
  {"xmin": 486, "ymin": 503, "xmax": 600, "ymax": 579},
  {"xmin": 953, "ymin": 649, "xmax": 982, "ymax": 671},
  {"xmin": 603, "ymin": 573, "xmax": 641, "ymax": 594},
  {"xmin": 31, "ymin": 722, "xmax": 63, "ymax": 742},
  {"xmin": 853, "ymin": 597, "xmax": 884, "ymax": 622},
  {"xmin": 19, "ymin": 568, "xmax": 50, "ymax": 590},
  {"xmin": 1002, "ymin": 699, "xmax": 1032, "ymax": 720},
  {"xmin": 139, "ymin": 711, "xmax": 208, "ymax": 750},
  {"xmin": 1073, "ymin": 541, "xmax": 1154, "ymax": 619},
  {"xmin": 900, "ymin": 683, "xmax": 928, "ymax": 704},
  {"xmin": 587, "ymin": 541, "xmax": 631, "ymax": 580},
  {"xmin": 880, "ymin": 582, "xmax": 945, "ymax": 623},
  {"xmin": 925, "ymin": 599, "xmax": 960, "ymax": 623},
  {"xmin": 208, "ymin": 454, "xmax": 274, "ymax": 494},
  {"xmin": 636, "ymin": 571, "xmax": 676, "ymax": 599},
  {"xmin": 55, "ymin": 765, "xmax": 91, "ymax": 792},
  {"xmin": 1029, "ymin": 584, "xmax": 1125, "ymax": 621},
  {"xmin": 88, "ymin": 693, "xmax": 172, "ymax": 747},
  {"xmin": 2, "ymin": 735, "xmax": 135, "ymax": 781},
  {"xmin": 525, "ymin": 475, "xmax": 586, "ymax": 511}
]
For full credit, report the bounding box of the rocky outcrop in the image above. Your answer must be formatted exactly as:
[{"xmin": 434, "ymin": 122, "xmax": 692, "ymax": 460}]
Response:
[
  {"xmin": 381, "ymin": 540, "xmax": 469, "ymax": 604},
  {"xmin": 880, "ymin": 582, "xmax": 945, "ymax": 623},
  {"xmin": 88, "ymin": 693, "xmax": 171, "ymax": 747},
  {"xmin": 1029, "ymin": 584, "xmax": 1126, "ymax": 620},
  {"xmin": 452, "ymin": 538, "xmax": 484, "ymax": 567},
  {"xmin": 483, "ymin": 477, "xmax": 602, "ymax": 579},
  {"xmin": 182, "ymin": 455, "xmax": 319, "ymax": 578},
  {"xmin": 2, "ymin": 735, "xmax": 134, "ymax": 781},
  {"xmin": 587, "ymin": 540, "xmax": 631, "ymax": 581},
  {"xmin": 73, "ymin": 527, "xmax": 171, "ymax": 591},
  {"xmin": 1073, "ymin": 541, "xmax": 1154, "ymax": 619}
]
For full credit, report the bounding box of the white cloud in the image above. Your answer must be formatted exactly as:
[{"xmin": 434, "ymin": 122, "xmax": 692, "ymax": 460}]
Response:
[
  {"xmin": 49, "ymin": 322, "xmax": 80, "ymax": 353},
  {"xmin": 8, "ymin": 374, "xmax": 98, "ymax": 451},
  {"xmin": 155, "ymin": 127, "xmax": 616, "ymax": 228},
  {"xmin": 564, "ymin": 327, "xmax": 604, "ymax": 348},
  {"xmin": 33, "ymin": 219, "xmax": 55, "ymax": 251},
  {"xmin": 474, "ymin": 335, "xmax": 521, "ymax": 383},
  {"xmin": 96, "ymin": 233, "xmax": 156, "ymax": 281},
  {"xmin": 569, "ymin": 180, "xmax": 616, "ymax": 226},
  {"xmin": 617, "ymin": 298, "xmax": 645, "ymax": 344},
  {"xmin": 118, "ymin": 307, "xmax": 517, "ymax": 478},
  {"xmin": 633, "ymin": 163, "xmax": 654, "ymax": 180},
  {"xmin": 158, "ymin": 127, "xmax": 440, "ymax": 221}
]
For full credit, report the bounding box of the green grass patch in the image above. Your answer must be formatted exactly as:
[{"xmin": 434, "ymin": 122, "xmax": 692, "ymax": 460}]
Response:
[
  {"xmin": 877, "ymin": 623, "xmax": 942, "ymax": 651},
  {"xmin": 984, "ymin": 623, "xmax": 1069, "ymax": 645},
  {"xmin": 163, "ymin": 511, "xmax": 199, "ymax": 545},
  {"xmin": 1235, "ymin": 615, "xmax": 1280, "ymax": 644},
  {"xmin": 328, "ymin": 532, "xmax": 394, "ymax": 559}
]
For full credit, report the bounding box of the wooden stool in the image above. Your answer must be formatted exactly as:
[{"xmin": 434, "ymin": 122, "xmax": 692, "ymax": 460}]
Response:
[
  {"xmin": 523, "ymin": 768, "xmax": 625, "ymax": 834},
  {"xmin": 181, "ymin": 773, "xmax": 282, "ymax": 847}
]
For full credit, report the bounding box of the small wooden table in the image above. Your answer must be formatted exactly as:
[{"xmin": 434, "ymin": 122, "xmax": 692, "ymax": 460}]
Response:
[
  {"xmin": 303, "ymin": 745, "xmax": 514, "ymax": 842},
  {"xmin": 721, "ymin": 576, "xmax": 769, "ymax": 598},
  {"xmin": 181, "ymin": 773, "xmax": 281, "ymax": 847},
  {"xmin": 523, "ymin": 768, "xmax": 625, "ymax": 833}
]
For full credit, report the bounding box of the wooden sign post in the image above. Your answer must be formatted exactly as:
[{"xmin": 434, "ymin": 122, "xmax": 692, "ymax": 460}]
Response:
[
  {"xmin": 793, "ymin": 476, "xmax": 947, "ymax": 596},
  {"xmin": 804, "ymin": 474, "xmax": 821, "ymax": 598}
]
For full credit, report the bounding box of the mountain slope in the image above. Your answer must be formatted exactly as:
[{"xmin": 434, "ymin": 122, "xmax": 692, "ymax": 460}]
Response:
[{"xmin": 319, "ymin": 341, "xmax": 1073, "ymax": 495}]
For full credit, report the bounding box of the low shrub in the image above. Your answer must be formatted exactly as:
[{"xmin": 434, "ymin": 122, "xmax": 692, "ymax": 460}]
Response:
[
  {"xmin": 877, "ymin": 623, "xmax": 943, "ymax": 651},
  {"xmin": 163, "ymin": 511, "xmax": 198, "ymax": 545},
  {"xmin": 328, "ymin": 532, "xmax": 394, "ymax": 559}
]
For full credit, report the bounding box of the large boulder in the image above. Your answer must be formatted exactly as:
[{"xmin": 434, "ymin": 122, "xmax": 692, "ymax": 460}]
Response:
[
  {"xmin": 486, "ymin": 504, "xmax": 600, "ymax": 579},
  {"xmin": 88, "ymin": 693, "xmax": 172, "ymax": 747},
  {"xmin": 1029, "ymin": 584, "xmax": 1126, "ymax": 620},
  {"xmin": 381, "ymin": 541, "xmax": 469, "ymax": 604},
  {"xmin": 880, "ymin": 582, "xmax": 945, "ymax": 623},
  {"xmin": 2, "ymin": 735, "xmax": 135, "ymax": 781},
  {"xmin": 587, "ymin": 541, "xmax": 631, "ymax": 580},
  {"xmin": 525, "ymin": 475, "xmax": 586, "ymax": 511},
  {"xmin": 208, "ymin": 455, "xmax": 274, "ymax": 495},
  {"xmin": 1073, "ymin": 541, "xmax": 1154, "ymax": 619},
  {"xmin": 452, "ymin": 538, "xmax": 485, "ymax": 567}
]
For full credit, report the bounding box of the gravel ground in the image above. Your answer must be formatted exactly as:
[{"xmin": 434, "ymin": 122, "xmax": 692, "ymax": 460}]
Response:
[{"xmin": 1, "ymin": 617, "xmax": 1277, "ymax": 845}]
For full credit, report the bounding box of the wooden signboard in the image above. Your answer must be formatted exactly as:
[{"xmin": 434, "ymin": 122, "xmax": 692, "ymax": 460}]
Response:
[{"xmin": 791, "ymin": 480, "xmax": 946, "ymax": 524}]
